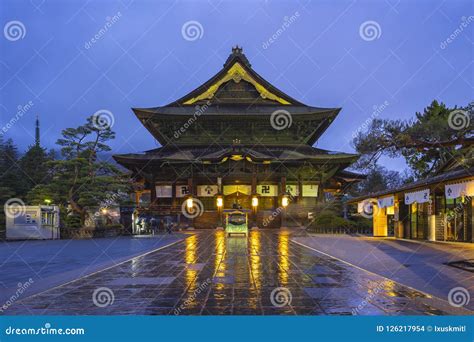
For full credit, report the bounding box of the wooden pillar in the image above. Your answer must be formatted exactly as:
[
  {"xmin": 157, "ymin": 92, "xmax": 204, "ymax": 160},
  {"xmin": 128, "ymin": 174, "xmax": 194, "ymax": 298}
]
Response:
[
  {"xmin": 281, "ymin": 176, "xmax": 287, "ymax": 194},
  {"xmin": 171, "ymin": 182, "xmax": 177, "ymax": 209},
  {"xmin": 135, "ymin": 191, "xmax": 141, "ymax": 207},
  {"xmin": 150, "ymin": 178, "xmax": 156, "ymax": 206},
  {"xmin": 317, "ymin": 181, "xmax": 324, "ymax": 203},
  {"xmin": 188, "ymin": 177, "xmax": 194, "ymax": 196},
  {"xmin": 428, "ymin": 193, "xmax": 436, "ymax": 241},
  {"xmin": 251, "ymin": 168, "xmax": 257, "ymax": 194},
  {"xmin": 217, "ymin": 176, "xmax": 222, "ymax": 194},
  {"xmin": 298, "ymin": 177, "xmax": 303, "ymax": 202}
]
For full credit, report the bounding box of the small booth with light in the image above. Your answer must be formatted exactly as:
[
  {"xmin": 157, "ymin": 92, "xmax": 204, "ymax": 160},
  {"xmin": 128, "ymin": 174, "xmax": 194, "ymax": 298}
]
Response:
[{"xmin": 5, "ymin": 205, "xmax": 60, "ymax": 240}]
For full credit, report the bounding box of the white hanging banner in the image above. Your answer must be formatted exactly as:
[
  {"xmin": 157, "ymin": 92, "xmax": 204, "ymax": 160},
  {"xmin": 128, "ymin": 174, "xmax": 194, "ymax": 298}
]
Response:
[
  {"xmin": 377, "ymin": 196, "xmax": 394, "ymax": 208},
  {"xmin": 175, "ymin": 185, "xmax": 190, "ymax": 198},
  {"xmin": 445, "ymin": 181, "xmax": 474, "ymax": 199},
  {"xmin": 302, "ymin": 184, "xmax": 318, "ymax": 197},
  {"xmin": 257, "ymin": 185, "xmax": 278, "ymax": 197},
  {"xmin": 285, "ymin": 184, "xmax": 299, "ymax": 196},
  {"xmin": 197, "ymin": 185, "xmax": 218, "ymax": 197},
  {"xmin": 404, "ymin": 189, "xmax": 430, "ymax": 204},
  {"xmin": 156, "ymin": 185, "xmax": 172, "ymax": 198}
]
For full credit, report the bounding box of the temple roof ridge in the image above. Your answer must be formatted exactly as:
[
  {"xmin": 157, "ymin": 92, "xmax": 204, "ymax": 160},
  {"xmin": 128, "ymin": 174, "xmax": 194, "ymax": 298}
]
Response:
[{"xmin": 224, "ymin": 45, "xmax": 251, "ymax": 68}]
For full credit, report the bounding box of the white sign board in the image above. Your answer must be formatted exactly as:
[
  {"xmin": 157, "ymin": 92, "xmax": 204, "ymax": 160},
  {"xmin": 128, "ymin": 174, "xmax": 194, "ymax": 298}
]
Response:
[
  {"xmin": 175, "ymin": 185, "xmax": 190, "ymax": 198},
  {"xmin": 377, "ymin": 196, "xmax": 394, "ymax": 208},
  {"xmin": 445, "ymin": 181, "xmax": 474, "ymax": 199},
  {"xmin": 197, "ymin": 185, "xmax": 218, "ymax": 197},
  {"xmin": 257, "ymin": 185, "xmax": 278, "ymax": 197},
  {"xmin": 156, "ymin": 185, "xmax": 172, "ymax": 198},
  {"xmin": 404, "ymin": 189, "xmax": 430, "ymax": 204},
  {"xmin": 285, "ymin": 184, "xmax": 299, "ymax": 196},
  {"xmin": 302, "ymin": 184, "xmax": 318, "ymax": 197}
]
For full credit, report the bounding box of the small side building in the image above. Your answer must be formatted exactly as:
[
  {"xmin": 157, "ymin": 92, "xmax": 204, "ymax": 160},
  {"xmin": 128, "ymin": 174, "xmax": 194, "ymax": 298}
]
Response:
[
  {"xmin": 5, "ymin": 205, "xmax": 60, "ymax": 240},
  {"xmin": 349, "ymin": 152, "xmax": 473, "ymax": 243}
]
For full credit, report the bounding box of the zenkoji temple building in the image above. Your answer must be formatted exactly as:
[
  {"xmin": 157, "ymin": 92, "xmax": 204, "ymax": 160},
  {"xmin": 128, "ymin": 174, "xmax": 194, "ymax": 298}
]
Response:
[{"xmin": 113, "ymin": 47, "xmax": 364, "ymax": 231}]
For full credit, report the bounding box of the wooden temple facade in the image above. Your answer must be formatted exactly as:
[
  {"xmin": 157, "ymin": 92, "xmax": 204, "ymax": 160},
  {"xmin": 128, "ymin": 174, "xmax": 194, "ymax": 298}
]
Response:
[{"xmin": 113, "ymin": 47, "xmax": 363, "ymax": 231}]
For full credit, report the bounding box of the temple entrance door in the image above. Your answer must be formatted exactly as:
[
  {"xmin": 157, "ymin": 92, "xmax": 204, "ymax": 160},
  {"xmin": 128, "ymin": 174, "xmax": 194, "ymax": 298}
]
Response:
[{"xmin": 224, "ymin": 191, "xmax": 251, "ymax": 210}]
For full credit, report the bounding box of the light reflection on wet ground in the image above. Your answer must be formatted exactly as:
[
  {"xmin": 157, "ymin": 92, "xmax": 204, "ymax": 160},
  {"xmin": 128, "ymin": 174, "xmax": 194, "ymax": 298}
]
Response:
[{"xmin": 4, "ymin": 230, "xmax": 470, "ymax": 315}]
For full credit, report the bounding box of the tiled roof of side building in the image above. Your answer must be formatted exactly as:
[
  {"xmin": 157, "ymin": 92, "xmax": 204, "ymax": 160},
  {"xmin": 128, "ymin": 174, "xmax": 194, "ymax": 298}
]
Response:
[{"xmin": 347, "ymin": 166, "xmax": 474, "ymax": 204}]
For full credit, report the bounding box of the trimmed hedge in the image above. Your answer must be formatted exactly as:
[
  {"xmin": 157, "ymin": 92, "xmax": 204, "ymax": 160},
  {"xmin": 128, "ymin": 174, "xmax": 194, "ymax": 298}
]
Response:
[{"xmin": 307, "ymin": 211, "xmax": 372, "ymax": 234}]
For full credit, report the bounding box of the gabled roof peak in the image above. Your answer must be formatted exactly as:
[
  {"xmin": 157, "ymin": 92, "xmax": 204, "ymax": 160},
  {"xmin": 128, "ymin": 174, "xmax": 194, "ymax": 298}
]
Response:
[{"xmin": 224, "ymin": 45, "xmax": 251, "ymax": 67}]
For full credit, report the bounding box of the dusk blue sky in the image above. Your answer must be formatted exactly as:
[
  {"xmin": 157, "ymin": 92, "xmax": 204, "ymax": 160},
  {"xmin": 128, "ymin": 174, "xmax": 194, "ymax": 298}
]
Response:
[{"xmin": 0, "ymin": 0, "xmax": 472, "ymax": 172}]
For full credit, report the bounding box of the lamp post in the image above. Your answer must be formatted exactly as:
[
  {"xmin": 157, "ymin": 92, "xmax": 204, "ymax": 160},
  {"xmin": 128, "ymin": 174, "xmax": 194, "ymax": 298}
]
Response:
[
  {"xmin": 281, "ymin": 193, "xmax": 289, "ymax": 229},
  {"xmin": 216, "ymin": 194, "xmax": 224, "ymax": 230},
  {"xmin": 185, "ymin": 196, "xmax": 195, "ymax": 230},
  {"xmin": 251, "ymin": 194, "xmax": 259, "ymax": 230}
]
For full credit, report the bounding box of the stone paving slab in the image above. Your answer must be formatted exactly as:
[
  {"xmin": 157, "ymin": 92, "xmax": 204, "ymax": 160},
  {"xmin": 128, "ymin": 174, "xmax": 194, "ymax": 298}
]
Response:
[
  {"xmin": 292, "ymin": 234, "xmax": 474, "ymax": 311},
  {"xmin": 0, "ymin": 234, "xmax": 186, "ymax": 304},
  {"xmin": 2, "ymin": 230, "xmax": 472, "ymax": 316}
]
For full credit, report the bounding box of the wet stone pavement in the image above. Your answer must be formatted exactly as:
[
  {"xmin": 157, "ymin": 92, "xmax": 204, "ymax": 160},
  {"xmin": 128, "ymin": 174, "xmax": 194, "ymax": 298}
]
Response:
[{"xmin": 4, "ymin": 230, "xmax": 469, "ymax": 315}]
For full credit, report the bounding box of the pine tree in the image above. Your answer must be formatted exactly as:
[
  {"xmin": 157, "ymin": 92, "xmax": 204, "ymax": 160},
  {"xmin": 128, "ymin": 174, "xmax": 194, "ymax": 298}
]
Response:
[
  {"xmin": 0, "ymin": 138, "xmax": 25, "ymax": 196},
  {"xmin": 19, "ymin": 144, "xmax": 52, "ymax": 191}
]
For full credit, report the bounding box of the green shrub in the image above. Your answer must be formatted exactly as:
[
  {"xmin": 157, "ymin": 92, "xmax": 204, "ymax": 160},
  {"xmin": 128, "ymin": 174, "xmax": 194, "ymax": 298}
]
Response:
[
  {"xmin": 349, "ymin": 215, "xmax": 373, "ymax": 230},
  {"xmin": 308, "ymin": 211, "xmax": 356, "ymax": 230},
  {"xmin": 102, "ymin": 224, "xmax": 124, "ymax": 229},
  {"xmin": 64, "ymin": 215, "xmax": 82, "ymax": 228}
]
